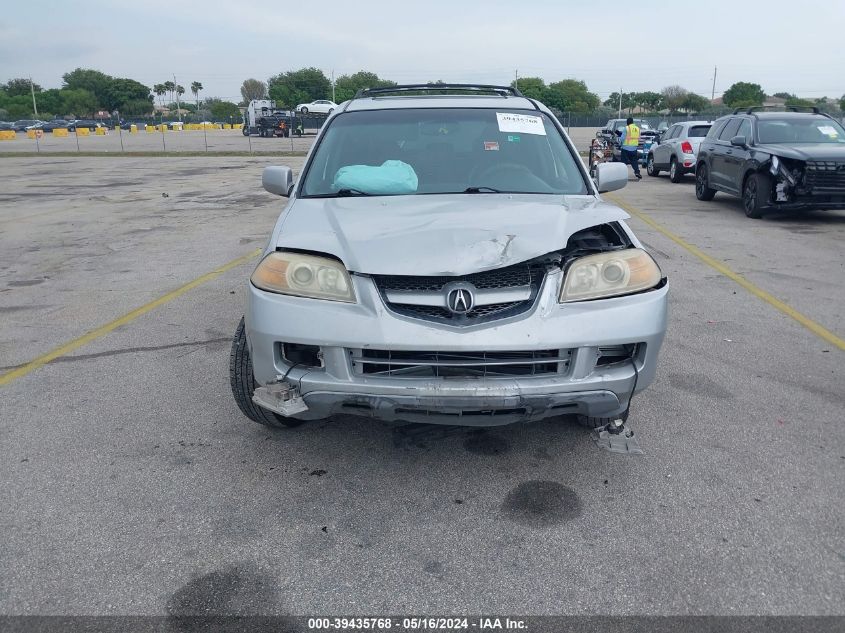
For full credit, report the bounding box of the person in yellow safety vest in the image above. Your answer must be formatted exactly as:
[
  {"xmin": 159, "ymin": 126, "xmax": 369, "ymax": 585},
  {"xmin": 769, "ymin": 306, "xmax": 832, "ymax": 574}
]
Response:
[{"xmin": 617, "ymin": 117, "xmax": 642, "ymax": 180}]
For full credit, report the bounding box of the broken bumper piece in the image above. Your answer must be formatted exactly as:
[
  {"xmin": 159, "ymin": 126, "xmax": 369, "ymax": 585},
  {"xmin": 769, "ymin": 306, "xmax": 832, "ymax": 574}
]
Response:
[
  {"xmin": 252, "ymin": 381, "xmax": 309, "ymax": 417},
  {"xmin": 591, "ymin": 421, "xmax": 644, "ymax": 455}
]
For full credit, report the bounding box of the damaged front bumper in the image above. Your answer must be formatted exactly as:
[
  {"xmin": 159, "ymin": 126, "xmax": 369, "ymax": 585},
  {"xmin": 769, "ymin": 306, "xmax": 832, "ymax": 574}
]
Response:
[
  {"xmin": 766, "ymin": 157, "xmax": 845, "ymax": 210},
  {"xmin": 245, "ymin": 270, "xmax": 668, "ymax": 426}
]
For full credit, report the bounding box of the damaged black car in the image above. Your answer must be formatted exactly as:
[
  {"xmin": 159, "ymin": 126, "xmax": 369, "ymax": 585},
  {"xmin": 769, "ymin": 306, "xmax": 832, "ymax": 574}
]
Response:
[{"xmin": 695, "ymin": 107, "xmax": 845, "ymax": 218}]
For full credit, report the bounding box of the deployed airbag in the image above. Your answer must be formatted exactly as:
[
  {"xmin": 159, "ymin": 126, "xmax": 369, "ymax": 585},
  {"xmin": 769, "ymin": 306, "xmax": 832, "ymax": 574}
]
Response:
[{"xmin": 333, "ymin": 160, "xmax": 418, "ymax": 195}]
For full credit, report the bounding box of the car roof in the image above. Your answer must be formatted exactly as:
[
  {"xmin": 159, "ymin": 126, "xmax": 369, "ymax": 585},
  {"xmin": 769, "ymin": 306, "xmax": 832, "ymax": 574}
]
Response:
[
  {"xmin": 676, "ymin": 120, "xmax": 712, "ymax": 126},
  {"xmin": 718, "ymin": 111, "xmax": 832, "ymax": 120},
  {"xmin": 750, "ymin": 111, "xmax": 829, "ymax": 118},
  {"xmin": 337, "ymin": 83, "xmax": 541, "ymax": 112},
  {"xmin": 343, "ymin": 94, "xmax": 540, "ymax": 112}
]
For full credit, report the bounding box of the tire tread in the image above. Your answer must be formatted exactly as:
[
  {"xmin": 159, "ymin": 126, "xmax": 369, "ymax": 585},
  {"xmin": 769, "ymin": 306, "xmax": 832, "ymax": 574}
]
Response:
[{"xmin": 229, "ymin": 317, "xmax": 301, "ymax": 429}]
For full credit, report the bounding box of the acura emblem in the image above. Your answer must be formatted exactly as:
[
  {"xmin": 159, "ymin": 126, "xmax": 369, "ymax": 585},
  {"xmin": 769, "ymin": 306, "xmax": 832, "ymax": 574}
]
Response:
[{"xmin": 446, "ymin": 287, "xmax": 475, "ymax": 314}]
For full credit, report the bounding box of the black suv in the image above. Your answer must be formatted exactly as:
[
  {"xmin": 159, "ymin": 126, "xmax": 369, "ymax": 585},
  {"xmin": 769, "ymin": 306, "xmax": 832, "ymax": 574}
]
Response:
[{"xmin": 695, "ymin": 107, "xmax": 845, "ymax": 218}]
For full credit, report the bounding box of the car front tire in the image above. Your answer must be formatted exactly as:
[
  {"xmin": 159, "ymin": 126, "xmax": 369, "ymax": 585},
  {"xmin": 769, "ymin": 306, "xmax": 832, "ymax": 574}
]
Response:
[
  {"xmin": 695, "ymin": 164, "xmax": 716, "ymax": 201},
  {"xmin": 743, "ymin": 172, "xmax": 770, "ymax": 219},
  {"xmin": 229, "ymin": 317, "xmax": 304, "ymax": 429},
  {"xmin": 646, "ymin": 154, "xmax": 660, "ymax": 177},
  {"xmin": 300, "ymin": 107, "xmax": 308, "ymax": 115}
]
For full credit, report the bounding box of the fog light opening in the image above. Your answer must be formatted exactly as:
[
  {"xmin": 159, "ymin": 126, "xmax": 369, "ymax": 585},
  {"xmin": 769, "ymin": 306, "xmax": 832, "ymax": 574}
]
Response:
[{"xmin": 281, "ymin": 342, "xmax": 323, "ymax": 368}]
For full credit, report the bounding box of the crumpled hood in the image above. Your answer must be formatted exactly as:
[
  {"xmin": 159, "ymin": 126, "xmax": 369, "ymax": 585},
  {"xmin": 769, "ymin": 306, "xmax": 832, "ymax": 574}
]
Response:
[
  {"xmin": 758, "ymin": 143, "xmax": 845, "ymax": 162},
  {"xmin": 273, "ymin": 194, "xmax": 630, "ymax": 276}
]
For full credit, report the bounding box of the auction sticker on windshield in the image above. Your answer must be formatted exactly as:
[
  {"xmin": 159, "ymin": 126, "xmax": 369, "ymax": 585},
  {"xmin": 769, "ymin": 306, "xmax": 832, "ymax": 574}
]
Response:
[
  {"xmin": 496, "ymin": 112, "xmax": 546, "ymax": 135},
  {"xmin": 818, "ymin": 125, "xmax": 840, "ymax": 139}
]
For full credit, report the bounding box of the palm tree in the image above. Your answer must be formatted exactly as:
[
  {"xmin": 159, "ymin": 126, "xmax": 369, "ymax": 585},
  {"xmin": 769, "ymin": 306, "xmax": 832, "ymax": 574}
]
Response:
[
  {"xmin": 190, "ymin": 81, "xmax": 203, "ymax": 110},
  {"xmin": 153, "ymin": 84, "xmax": 166, "ymax": 107},
  {"xmin": 163, "ymin": 80, "xmax": 175, "ymax": 104}
]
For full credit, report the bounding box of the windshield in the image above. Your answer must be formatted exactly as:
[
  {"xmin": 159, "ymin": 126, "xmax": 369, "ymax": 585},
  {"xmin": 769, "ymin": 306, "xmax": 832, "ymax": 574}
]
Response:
[
  {"xmin": 757, "ymin": 117, "xmax": 845, "ymax": 144},
  {"xmin": 300, "ymin": 108, "xmax": 588, "ymax": 197}
]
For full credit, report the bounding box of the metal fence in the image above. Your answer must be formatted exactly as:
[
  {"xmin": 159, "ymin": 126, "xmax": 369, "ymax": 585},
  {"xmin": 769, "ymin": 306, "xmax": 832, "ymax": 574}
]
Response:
[{"xmin": 0, "ymin": 124, "xmax": 317, "ymax": 154}]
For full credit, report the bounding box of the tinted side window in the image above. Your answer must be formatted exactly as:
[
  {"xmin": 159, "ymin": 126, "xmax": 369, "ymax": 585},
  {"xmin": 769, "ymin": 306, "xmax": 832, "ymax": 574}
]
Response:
[
  {"xmin": 707, "ymin": 120, "xmax": 727, "ymax": 139},
  {"xmin": 718, "ymin": 118, "xmax": 742, "ymax": 141},
  {"xmin": 688, "ymin": 125, "xmax": 711, "ymax": 137},
  {"xmin": 666, "ymin": 126, "xmax": 680, "ymax": 139},
  {"xmin": 737, "ymin": 119, "xmax": 752, "ymax": 141}
]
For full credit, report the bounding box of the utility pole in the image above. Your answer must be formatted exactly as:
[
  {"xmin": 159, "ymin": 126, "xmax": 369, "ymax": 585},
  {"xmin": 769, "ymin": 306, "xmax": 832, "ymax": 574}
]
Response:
[
  {"xmin": 711, "ymin": 66, "xmax": 717, "ymax": 102},
  {"xmin": 618, "ymin": 88, "xmax": 622, "ymax": 119},
  {"xmin": 514, "ymin": 69, "xmax": 518, "ymax": 90},
  {"xmin": 174, "ymin": 74, "xmax": 182, "ymax": 123},
  {"xmin": 30, "ymin": 76, "xmax": 38, "ymax": 116},
  {"xmin": 331, "ymin": 69, "xmax": 335, "ymax": 103}
]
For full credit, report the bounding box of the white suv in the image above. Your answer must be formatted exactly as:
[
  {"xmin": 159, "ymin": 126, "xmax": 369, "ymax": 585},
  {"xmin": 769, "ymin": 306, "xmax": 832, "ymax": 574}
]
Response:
[{"xmin": 231, "ymin": 84, "xmax": 668, "ymax": 433}]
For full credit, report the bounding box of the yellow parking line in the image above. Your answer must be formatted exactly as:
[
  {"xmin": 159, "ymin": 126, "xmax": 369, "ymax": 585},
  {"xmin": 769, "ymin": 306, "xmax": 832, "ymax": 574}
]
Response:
[
  {"xmin": 0, "ymin": 248, "xmax": 262, "ymax": 387},
  {"xmin": 607, "ymin": 194, "xmax": 845, "ymax": 352}
]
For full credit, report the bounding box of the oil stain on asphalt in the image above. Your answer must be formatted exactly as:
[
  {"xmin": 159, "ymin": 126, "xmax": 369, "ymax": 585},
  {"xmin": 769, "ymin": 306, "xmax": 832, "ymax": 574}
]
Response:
[
  {"xmin": 500, "ymin": 481, "xmax": 582, "ymax": 527},
  {"xmin": 167, "ymin": 562, "xmax": 279, "ymax": 628}
]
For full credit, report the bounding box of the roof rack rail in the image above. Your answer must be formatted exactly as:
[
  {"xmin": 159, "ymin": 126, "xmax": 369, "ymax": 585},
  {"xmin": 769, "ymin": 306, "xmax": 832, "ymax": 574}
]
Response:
[
  {"xmin": 735, "ymin": 105, "xmax": 821, "ymax": 115},
  {"xmin": 353, "ymin": 83, "xmax": 524, "ymax": 99}
]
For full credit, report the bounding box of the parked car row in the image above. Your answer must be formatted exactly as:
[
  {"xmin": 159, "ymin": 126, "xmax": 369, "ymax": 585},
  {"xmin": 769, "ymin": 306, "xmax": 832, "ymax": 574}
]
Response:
[
  {"xmin": 0, "ymin": 119, "xmax": 110, "ymax": 132},
  {"xmin": 640, "ymin": 107, "xmax": 845, "ymax": 218},
  {"xmin": 0, "ymin": 119, "xmax": 237, "ymax": 133}
]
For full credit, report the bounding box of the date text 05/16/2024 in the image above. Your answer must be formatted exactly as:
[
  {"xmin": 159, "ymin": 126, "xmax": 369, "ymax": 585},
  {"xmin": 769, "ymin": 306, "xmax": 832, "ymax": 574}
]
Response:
[{"xmin": 307, "ymin": 617, "xmax": 528, "ymax": 630}]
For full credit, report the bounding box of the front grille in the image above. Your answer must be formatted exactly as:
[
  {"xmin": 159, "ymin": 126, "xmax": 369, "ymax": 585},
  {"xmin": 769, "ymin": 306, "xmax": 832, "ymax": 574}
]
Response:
[
  {"xmin": 372, "ymin": 261, "xmax": 546, "ymax": 325},
  {"xmin": 804, "ymin": 162, "xmax": 845, "ymax": 192},
  {"xmin": 350, "ymin": 348, "xmax": 571, "ymax": 378},
  {"xmin": 375, "ymin": 264, "xmax": 542, "ymax": 292},
  {"xmin": 390, "ymin": 301, "xmax": 522, "ymax": 321}
]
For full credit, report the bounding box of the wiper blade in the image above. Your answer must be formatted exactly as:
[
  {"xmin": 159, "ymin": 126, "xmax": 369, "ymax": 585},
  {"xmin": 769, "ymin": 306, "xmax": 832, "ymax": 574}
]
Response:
[
  {"xmin": 336, "ymin": 188, "xmax": 372, "ymax": 197},
  {"xmin": 463, "ymin": 186, "xmax": 502, "ymax": 193}
]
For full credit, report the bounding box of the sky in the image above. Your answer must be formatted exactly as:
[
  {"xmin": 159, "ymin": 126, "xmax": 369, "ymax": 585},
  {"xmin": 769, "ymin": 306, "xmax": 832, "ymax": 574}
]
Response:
[{"xmin": 1, "ymin": 0, "xmax": 843, "ymax": 104}]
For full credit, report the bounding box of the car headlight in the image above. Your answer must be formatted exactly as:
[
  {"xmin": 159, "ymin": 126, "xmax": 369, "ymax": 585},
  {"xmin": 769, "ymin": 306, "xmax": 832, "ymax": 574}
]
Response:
[
  {"xmin": 559, "ymin": 248, "xmax": 662, "ymax": 302},
  {"xmin": 251, "ymin": 251, "xmax": 355, "ymax": 302}
]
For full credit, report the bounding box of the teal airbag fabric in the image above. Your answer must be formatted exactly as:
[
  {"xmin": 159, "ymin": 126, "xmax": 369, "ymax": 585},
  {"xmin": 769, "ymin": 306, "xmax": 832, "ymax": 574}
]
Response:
[{"xmin": 333, "ymin": 160, "xmax": 418, "ymax": 194}]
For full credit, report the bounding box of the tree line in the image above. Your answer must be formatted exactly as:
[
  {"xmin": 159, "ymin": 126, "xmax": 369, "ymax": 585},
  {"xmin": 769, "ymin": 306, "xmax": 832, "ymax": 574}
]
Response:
[
  {"xmin": 3, "ymin": 67, "xmax": 844, "ymax": 121},
  {"xmin": 0, "ymin": 70, "xmax": 239, "ymax": 121},
  {"xmin": 0, "ymin": 70, "xmax": 152, "ymax": 120}
]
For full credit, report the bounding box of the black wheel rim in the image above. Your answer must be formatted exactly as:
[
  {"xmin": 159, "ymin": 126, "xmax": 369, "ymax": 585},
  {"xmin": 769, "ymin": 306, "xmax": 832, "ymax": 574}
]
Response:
[
  {"xmin": 744, "ymin": 179, "xmax": 757, "ymax": 211},
  {"xmin": 696, "ymin": 167, "xmax": 707, "ymax": 196}
]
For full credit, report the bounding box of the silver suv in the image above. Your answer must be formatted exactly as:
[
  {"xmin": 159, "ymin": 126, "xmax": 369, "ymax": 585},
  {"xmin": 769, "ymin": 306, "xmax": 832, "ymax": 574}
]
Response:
[{"xmin": 230, "ymin": 84, "xmax": 668, "ymax": 431}]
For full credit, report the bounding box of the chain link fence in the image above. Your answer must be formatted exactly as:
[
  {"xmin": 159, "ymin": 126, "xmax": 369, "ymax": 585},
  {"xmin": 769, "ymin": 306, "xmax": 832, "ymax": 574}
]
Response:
[{"xmin": 0, "ymin": 123, "xmax": 317, "ymax": 154}]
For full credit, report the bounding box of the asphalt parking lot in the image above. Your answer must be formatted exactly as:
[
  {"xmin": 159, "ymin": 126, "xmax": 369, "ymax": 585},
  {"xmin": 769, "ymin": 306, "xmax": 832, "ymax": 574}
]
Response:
[{"xmin": 1, "ymin": 153, "xmax": 843, "ymax": 617}]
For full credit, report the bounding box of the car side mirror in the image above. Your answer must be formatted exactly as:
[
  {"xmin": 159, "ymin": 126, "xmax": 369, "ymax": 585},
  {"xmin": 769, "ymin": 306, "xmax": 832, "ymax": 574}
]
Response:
[
  {"xmin": 593, "ymin": 162, "xmax": 628, "ymax": 193},
  {"xmin": 262, "ymin": 166, "xmax": 294, "ymax": 197},
  {"xmin": 730, "ymin": 135, "xmax": 747, "ymax": 147}
]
